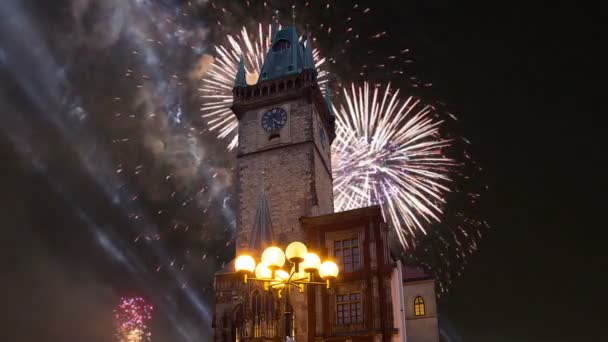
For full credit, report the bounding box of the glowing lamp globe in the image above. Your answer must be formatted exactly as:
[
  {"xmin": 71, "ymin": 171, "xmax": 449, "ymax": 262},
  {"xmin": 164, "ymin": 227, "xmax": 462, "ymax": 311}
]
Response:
[
  {"xmin": 319, "ymin": 261, "xmax": 339, "ymax": 280},
  {"xmin": 234, "ymin": 254, "xmax": 256, "ymax": 274},
  {"xmin": 275, "ymin": 269, "xmax": 290, "ymax": 281},
  {"xmin": 261, "ymin": 246, "xmax": 286, "ymax": 270},
  {"xmin": 285, "ymin": 241, "xmax": 308, "ymax": 264},
  {"xmin": 301, "ymin": 252, "xmax": 321, "ymax": 273},
  {"xmin": 255, "ymin": 261, "xmax": 272, "ymax": 280}
]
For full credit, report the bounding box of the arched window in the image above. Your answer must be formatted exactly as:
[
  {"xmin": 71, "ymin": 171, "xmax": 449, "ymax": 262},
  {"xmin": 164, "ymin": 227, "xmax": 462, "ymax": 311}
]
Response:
[
  {"xmin": 233, "ymin": 305, "xmax": 244, "ymax": 342},
  {"xmin": 272, "ymin": 39, "xmax": 291, "ymax": 52},
  {"xmin": 265, "ymin": 295, "xmax": 276, "ymax": 337},
  {"xmin": 414, "ymin": 296, "xmax": 425, "ymax": 316},
  {"xmin": 252, "ymin": 291, "xmax": 262, "ymax": 337}
]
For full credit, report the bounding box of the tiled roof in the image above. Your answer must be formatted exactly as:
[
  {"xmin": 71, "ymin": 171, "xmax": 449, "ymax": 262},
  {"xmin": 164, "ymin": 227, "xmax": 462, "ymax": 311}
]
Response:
[{"xmin": 402, "ymin": 264, "xmax": 434, "ymax": 282}]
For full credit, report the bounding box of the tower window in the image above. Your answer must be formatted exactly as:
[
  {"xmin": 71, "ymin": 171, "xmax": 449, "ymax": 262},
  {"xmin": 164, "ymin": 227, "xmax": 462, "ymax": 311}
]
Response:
[
  {"xmin": 285, "ymin": 303, "xmax": 295, "ymax": 337},
  {"xmin": 334, "ymin": 237, "xmax": 361, "ymax": 272},
  {"xmin": 414, "ymin": 296, "xmax": 425, "ymax": 316},
  {"xmin": 252, "ymin": 291, "xmax": 262, "ymax": 337},
  {"xmin": 265, "ymin": 296, "xmax": 276, "ymax": 337},
  {"xmin": 234, "ymin": 305, "xmax": 244, "ymax": 342},
  {"xmin": 272, "ymin": 39, "xmax": 291, "ymax": 52},
  {"xmin": 336, "ymin": 293, "xmax": 362, "ymax": 324}
]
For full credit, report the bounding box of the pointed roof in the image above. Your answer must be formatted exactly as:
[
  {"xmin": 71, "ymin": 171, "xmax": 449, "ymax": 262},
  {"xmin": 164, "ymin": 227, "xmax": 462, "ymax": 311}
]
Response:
[
  {"xmin": 258, "ymin": 26, "xmax": 306, "ymax": 83},
  {"xmin": 215, "ymin": 192, "xmax": 275, "ymax": 276},
  {"xmin": 303, "ymin": 33, "xmax": 317, "ymax": 77},
  {"xmin": 248, "ymin": 191, "xmax": 274, "ymax": 251},
  {"xmin": 234, "ymin": 56, "xmax": 247, "ymax": 87},
  {"xmin": 324, "ymin": 82, "xmax": 334, "ymax": 116}
]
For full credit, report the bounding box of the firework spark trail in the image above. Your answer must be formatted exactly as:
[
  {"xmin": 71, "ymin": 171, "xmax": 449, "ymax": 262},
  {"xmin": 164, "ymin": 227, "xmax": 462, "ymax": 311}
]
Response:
[
  {"xmin": 331, "ymin": 82, "xmax": 488, "ymax": 293},
  {"xmin": 199, "ymin": 23, "xmax": 328, "ymax": 150},
  {"xmin": 332, "ymin": 82, "xmax": 456, "ymax": 248},
  {"xmin": 110, "ymin": 1, "xmax": 238, "ymax": 282},
  {"xmin": 198, "ymin": 3, "xmax": 486, "ymax": 290},
  {"xmin": 115, "ymin": 297, "xmax": 153, "ymax": 342},
  {"xmin": 1, "ymin": 112, "xmax": 205, "ymax": 341},
  {"xmin": 112, "ymin": 1, "xmax": 486, "ymax": 294},
  {"xmin": 1, "ymin": 0, "xmax": 215, "ymax": 338}
]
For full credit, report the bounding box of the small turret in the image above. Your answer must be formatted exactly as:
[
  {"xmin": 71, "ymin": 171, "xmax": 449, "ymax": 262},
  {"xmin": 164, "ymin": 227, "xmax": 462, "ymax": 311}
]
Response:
[
  {"xmin": 324, "ymin": 82, "xmax": 336, "ymax": 129},
  {"xmin": 303, "ymin": 32, "xmax": 317, "ymax": 79},
  {"xmin": 324, "ymin": 82, "xmax": 334, "ymax": 116},
  {"xmin": 234, "ymin": 56, "xmax": 247, "ymax": 87}
]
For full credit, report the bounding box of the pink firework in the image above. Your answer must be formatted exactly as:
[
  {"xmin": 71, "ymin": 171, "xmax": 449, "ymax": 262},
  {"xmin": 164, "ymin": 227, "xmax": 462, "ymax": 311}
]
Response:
[{"xmin": 114, "ymin": 296, "xmax": 154, "ymax": 342}]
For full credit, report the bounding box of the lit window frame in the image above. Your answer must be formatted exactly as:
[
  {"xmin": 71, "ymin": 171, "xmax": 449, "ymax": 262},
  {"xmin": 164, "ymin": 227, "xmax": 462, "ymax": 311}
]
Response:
[
  {"xmin": 414, "ymin": 296, "xmax": 425, "ymax": 316},
  {"xmin": 336, "ymin": 292, "xmax": 363, "ymax": 325},
  {"xmin": 333, "ymin": 237, "xmax": 361, "ymax": 273}
]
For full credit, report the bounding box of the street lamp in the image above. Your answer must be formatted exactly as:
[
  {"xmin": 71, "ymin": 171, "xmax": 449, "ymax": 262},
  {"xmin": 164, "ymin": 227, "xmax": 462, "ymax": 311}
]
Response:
[{"xmin": 234, "ymin": 241, "xmax": 339, "ymax": 297}]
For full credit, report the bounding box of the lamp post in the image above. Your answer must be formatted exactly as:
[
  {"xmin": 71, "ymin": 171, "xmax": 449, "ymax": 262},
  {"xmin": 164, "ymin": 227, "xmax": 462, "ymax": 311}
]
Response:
[
  {"xmin": 235, "ymin": 241, "xmax": 339, "ymax": 296},
  {"xmin": 234, "ymin": 241, "xmax": 339, "ymax": 339}
]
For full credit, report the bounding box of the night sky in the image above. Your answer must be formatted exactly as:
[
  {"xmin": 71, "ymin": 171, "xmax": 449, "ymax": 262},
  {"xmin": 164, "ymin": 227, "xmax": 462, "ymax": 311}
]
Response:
[{"xmin": 0, "ymin": 1, "xmax": 603, "ymax": 341}]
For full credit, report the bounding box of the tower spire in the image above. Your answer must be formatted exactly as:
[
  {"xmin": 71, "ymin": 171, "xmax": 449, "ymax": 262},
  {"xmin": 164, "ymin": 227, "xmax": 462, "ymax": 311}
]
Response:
[
  {"xmin": 303, "ymin": 31, "xmax": 315, "ymax": 71},
  {"xmin": 292, "ymin": 3, "xmax": 296, "ymax": 26},
  {"xmin": 325, "ymin": 81, "xmax": 334, "ymax": 116},
  {"xmin": 248, "ymin": 191, "xmax": 274, "ymax": 251},
  {"xmin": 234, "ymin": 56, "xmax": 247, "ymax": 87}
]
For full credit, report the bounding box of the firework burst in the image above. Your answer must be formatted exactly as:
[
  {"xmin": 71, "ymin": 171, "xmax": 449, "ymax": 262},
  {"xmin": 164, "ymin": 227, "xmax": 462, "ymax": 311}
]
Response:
[
  {"xmin": 199, "ymin": 23, "xmax": 328, "ymax": 150},
  {"xmin": 332, "ymin": 82, "xmax": 456, "ymax": 248},
  {"xmin": 115, "ymin": 296, "xmax": 154, "ymax": 342},
  {"xmin": 332, "ymin": 82, "xmax": 488, "ymax": 293}
]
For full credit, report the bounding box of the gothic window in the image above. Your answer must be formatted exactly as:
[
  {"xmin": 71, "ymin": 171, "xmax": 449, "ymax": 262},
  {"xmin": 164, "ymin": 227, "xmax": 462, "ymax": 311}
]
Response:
[
  {"xmin": 222, "ymin": 313, "xmax": 230, "ymax": 342},
  {"xmin": 233, "ymin": 305, "xmax": 244, "ymax": 342},
  {"xmin": 285, "ymin": 303, "xmax": 295, "ymax": 337},
  {"xmin": 334, "ymin": 237, "xmax": 361, "ymax": 272},
  {"xmin": 336, "ymin": 293, "xmax": 362, "ymax": 324},
  {"xmin": 252, "ymin": 291, "xmax": 262, "ymax": 337},
  {"xmin": 272, "ymin": 39, "xmax": 291, "ymax": 52},
  {"xmin": 414, "ymin": 296, "xmax": 425, "ymax": 316},
  {"xmin": 265, "ymin": 295, "xmax": 276, "ymax": 337}
]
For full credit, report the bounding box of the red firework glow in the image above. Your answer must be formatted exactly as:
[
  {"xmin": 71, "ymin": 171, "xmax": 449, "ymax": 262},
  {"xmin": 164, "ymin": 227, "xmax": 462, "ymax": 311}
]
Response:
[{"xmin": 114, "ymin": 296, "xmax": 153, "ymax": 342}]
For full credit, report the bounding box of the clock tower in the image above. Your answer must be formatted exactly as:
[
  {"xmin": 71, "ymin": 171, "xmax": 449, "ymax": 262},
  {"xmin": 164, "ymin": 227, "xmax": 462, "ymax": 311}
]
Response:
[
  {"xmin": 213, "ymin": 24, "xmax": 440, "ymax": 342},
  {"xmin": 231, "ymin": 26, "xmax": 336, "ymax": 253}
]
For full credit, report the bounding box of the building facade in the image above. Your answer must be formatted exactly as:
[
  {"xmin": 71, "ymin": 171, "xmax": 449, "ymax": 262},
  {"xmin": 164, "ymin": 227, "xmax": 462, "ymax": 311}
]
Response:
[{"xmin": 213, "ymin": 24, "xmax": 439, "ymax": 342}]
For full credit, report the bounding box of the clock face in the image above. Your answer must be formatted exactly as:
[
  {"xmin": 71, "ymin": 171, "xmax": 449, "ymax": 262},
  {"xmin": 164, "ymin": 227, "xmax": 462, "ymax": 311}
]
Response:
[{"xmin": 261, "ymin": 107, "xmax": 287, "ymax": 132}]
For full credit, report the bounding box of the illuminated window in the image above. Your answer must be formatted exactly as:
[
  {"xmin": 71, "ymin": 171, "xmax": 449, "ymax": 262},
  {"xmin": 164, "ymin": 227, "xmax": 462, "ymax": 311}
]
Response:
[
  {"xmin": 414, "ymin": 296, "xmax": 425, "ymax": 316},
  {"xmin": 334, "ymin": 237, "xmax": 360, "ymax": 272},
  {"xmin": 336, "ymin": 293, "xmax": 362, "ymax": 324}
]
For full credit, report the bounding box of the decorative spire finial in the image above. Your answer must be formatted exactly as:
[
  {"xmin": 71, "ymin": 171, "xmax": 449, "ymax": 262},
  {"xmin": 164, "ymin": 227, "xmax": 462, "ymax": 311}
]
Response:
[
  {"xmin": 234, "ymin": 55, "xmax": 247, "ymax": 87},
  {"xmin": 292, "ymin": 2, "xmax": 296, "ymax": 25},
  {"xmin": 325, "ymin": 81, "xmax": 334, "ymax": 116}
]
